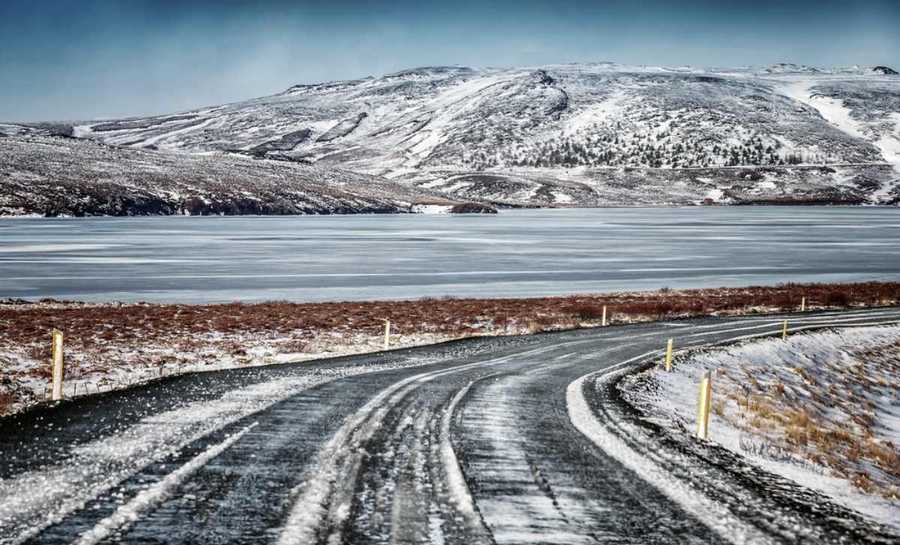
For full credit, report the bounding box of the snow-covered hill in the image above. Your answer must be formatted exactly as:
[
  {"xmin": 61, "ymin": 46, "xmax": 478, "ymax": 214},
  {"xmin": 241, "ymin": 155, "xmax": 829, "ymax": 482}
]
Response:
[
  {"xmin": 3, "ymin": 62, "xmax": 900, "ymax": 210},
  {"xmin": 0, "ymin": 136, "xmax": 451, "ymax": 217}
]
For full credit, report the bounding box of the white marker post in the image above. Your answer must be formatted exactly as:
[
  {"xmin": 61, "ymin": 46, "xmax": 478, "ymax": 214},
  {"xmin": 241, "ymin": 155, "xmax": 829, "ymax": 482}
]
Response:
[
  {"xmin": 800, "ymin": 297, "xmax": 806, "ymax": 312},
  {"xmin": 51, "ymin": 329, "xmax": 65, "ymax": 401},
  {"xmin": 664, "ymin": 338, "xmax": 674, "ymax": 372},
  {"xmin": 601, "ymin": 305, "xmax": 607, "ymax": 327},
  {"xmin": 782, "ymin": 320, "xmax": 788, "ymax": 340},
  {"xmin": 696, "ymin": 371, "xmax": 712, "ymax": 440},
  {"xmin": 383, "ymin": 319, "xmax": 391, "ymax": 350}
]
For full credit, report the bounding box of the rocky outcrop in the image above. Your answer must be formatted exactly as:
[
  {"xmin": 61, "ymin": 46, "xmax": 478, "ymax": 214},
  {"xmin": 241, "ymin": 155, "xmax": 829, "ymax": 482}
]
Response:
[{"xmin": 449, "ymin": 202, "xmax": 498, "ymax": 214}]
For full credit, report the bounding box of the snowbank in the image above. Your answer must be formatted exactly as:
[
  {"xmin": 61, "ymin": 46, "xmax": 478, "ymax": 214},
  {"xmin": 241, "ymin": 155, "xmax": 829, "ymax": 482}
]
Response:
[{"xmin": 623, "ymin": 326, "xmax": 900, "ymax": 529}]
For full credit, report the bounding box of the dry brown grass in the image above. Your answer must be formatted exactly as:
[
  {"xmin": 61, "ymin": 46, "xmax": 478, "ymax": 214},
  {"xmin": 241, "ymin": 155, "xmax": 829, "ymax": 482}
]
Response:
[
  {"xmin": 715, "ymin": 335, "xmax": 900, "ymax": 500},
  {"xmin": 2, "ymin": 281, "xmax": 899, "ymax": 417},
  {"xmin": 2, "ymin": 281, "xmax": 897, "ymax": 352},
  {"xmin": 0, "ymin": 392, "xmax": 13, "ymax": 414}
]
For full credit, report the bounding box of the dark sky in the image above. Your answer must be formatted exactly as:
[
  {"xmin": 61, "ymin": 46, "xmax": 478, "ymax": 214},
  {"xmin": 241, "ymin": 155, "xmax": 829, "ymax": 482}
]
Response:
[{"xmin": 1, "ymin": 0, "xmax": 898, "ymax": 122}]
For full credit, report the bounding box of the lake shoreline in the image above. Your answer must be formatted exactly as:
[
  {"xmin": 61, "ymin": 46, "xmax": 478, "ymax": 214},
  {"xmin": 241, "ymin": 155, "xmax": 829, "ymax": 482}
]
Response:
[
  {"xmin": 2, "ymin": 202, "xmax": 899, "ymax": 220},
  {"xmin": 2, "ymin": 280, "xmax": 898, "ymax": 416}
]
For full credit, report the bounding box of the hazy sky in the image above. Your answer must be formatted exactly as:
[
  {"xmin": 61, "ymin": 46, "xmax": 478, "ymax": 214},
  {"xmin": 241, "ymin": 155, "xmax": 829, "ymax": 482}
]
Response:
[{"xmin": 2, "ymin": 0, "xmax": 898, "ymax": 122}]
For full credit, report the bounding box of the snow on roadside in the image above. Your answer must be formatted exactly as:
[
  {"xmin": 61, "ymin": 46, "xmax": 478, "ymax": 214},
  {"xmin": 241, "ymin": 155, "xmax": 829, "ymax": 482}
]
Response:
[
  {"xmin": 567, "ymin": 359, "xmax": 773, "ymax": 545},
  {"xmin": 4, "ymin": 283, "xmax": 899, "ymax": 417},
  {"xmin": 622, "ymin": 326, "xmax": 900, "ymax": 530},
  {"xmin": 0, "ymin": 353, "xmax": 453, "ymax": 544},
  {"xmin": 0, "ymin": 329, "xmax": 457, "ymax": 415}
]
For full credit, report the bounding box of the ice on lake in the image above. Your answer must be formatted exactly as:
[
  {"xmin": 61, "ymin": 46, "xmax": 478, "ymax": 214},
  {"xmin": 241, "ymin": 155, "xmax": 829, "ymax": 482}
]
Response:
[{"xmin": 1, "ymin": 207, "xmax": 899, "ymax": 303}]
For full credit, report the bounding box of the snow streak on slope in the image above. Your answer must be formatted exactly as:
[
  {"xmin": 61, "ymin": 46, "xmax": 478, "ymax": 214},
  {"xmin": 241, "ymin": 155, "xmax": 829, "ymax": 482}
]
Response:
[
  {"xmin": 781, "ymin": 81, "xmax": 867, "ymax": 140},
  {"xmin": 876, "ymin": 112, "xmax": 900, "ymax": 172},
  {"xmin": 782, "ymin": 80, "xmax": 900, "ymax": 203}
]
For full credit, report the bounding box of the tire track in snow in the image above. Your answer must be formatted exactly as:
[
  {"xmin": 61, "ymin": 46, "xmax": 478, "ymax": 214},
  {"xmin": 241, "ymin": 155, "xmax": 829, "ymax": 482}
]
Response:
[
  {"xmin": 2, "ymin": 354, "xmax": 473, "ymax": 545},
  {"xmin": 73, "ymin": 423, "xmax": 258, "ymax": 545},
  {"xmin": 567, "ymin": 364, "xmax": 774, "ymax": 545},
  {"xmin": 456, "ymin": 341, "xmax": 724, "ymax": 544},
  {"xmin": 2, "ymin": 376, "xmax": 325, "ymax": 545},
  {"xmin": 275, "ymin": 338, "xmax": 606, "ymax": 545}
]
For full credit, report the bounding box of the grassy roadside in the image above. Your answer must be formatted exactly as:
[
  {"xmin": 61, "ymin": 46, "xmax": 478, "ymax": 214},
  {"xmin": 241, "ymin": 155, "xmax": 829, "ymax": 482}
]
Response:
[
  {"xmin": 1, "ymin": 281, "xmax": 899, "ymax": 415},
  {"xmin": 621, "ymin": 325, "xmax": 900, "ymax": 528}
]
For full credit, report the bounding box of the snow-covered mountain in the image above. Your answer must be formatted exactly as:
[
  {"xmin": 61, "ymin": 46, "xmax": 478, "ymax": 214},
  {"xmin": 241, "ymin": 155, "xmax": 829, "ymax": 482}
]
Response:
[{"xmin": 3, "ymin": 62, "xmax": 900, "ymax": 212}]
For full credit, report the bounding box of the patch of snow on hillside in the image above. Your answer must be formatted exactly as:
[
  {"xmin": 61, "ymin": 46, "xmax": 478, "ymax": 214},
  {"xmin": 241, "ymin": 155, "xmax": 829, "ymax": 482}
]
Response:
[
  {"xmin": 72, "ymin": 125, "xmax": 94, "ymax": 138},
  {"xmin": 871, "ymin": 112, "xmax": 900, "ymax": 202},
  {"xmin": 781, "ymin": 81, "xmax": 865, "ymax": 138},
  {"xmin": 139, "ymin": 118, "xmax": 218, "ymax": 149},
  {"xmin": 563, "ymin": 90, "xmax": 626, "ymax": 136},
  {"xmin": 705, "ymin": 188, "xmax": 725, "ymax": 202},
  {"xmin": 404, "ymin": 74, "xmax": 512, "ymax": 161},
  {"xmin": 411, "ymin": 204, "xmax": 452, "ymax": 214},
  {"xmin": 552, "ymin": 191, "xmax": 574, "ymax": 204},
  {"xmin": 875, "ymin": 112, "xmax": 900, "ymax": 170},
  {"xmin": 781, "ymin": 80, "xmax": 900, "ymax": 200}
]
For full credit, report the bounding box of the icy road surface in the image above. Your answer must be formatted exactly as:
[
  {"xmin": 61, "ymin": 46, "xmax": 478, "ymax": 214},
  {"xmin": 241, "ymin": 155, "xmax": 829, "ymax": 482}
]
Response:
[
  {"xmin": 2, "ymin": 207, "xmax": 900, "ymax": 303},
  {"xmin": 1, "ymin": 308, "xmax": 899, "ymax": 544}
]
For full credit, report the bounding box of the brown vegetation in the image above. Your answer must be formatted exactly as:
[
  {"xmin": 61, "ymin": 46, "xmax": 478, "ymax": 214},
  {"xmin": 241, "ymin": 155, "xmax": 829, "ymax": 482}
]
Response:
[
  {"xmin": 3, "ymin": 281, "xmax": 897, "ymax": 351},
  {"xmin": 714, "ymin": 335, "xmax": 900, "ymax": 500},
  {"xmin": 1, "ymin": 281, "xmax": 899, "ymax": 416}
]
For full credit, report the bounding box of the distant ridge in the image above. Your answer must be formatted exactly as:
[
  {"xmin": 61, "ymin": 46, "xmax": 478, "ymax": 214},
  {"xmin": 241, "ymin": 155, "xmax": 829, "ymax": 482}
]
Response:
[{"xmin": 2, "ymin": 62, "xmax": 899, "ymax": 215}]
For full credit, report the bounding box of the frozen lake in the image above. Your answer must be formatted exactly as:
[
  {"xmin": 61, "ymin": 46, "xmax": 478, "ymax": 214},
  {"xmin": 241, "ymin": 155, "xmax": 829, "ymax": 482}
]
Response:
[{"xmin": 1, "ymin": 207, "xmax": 899, "ymax": 303}]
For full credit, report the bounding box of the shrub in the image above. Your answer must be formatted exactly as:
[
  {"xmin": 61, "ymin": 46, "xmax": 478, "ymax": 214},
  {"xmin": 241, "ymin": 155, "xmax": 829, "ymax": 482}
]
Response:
[
  {"xmin": 570, "ymin": 303, "xmax": 606, "ymax": 321},
  {"xmin": 0, "ymin": 392, "xmax": 14, "ymax": 414},
  {"xmin": 824, "ymin": 290, "xmax": 851, "ymax": 307}
]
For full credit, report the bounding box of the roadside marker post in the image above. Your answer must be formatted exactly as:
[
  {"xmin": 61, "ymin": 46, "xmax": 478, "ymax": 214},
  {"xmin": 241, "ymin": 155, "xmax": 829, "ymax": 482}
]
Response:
[
  {"xmin": 664, "ymin": 338, "xmax": 674, "ymax": 371},
  {"xmin": 696, "ymin": 371, "xmax": 712, "ymax": 440},
  {"xmin": 383, "ymin": 319, "xmax": 391, "ymax": 350},
  {"xmin": 782, "ymin": 320, "xmax": 788, "ymax": 340},
  {"xmin": 800, "ymin": 297, "xmax": 806, "ymax": 312},
  {"xmin": 601, "ymin": 305, "xmax": 607, "ymax": 327},
  {"xmin": 51, "ymin": 329, "xmax": 64, "ymax": 401}
]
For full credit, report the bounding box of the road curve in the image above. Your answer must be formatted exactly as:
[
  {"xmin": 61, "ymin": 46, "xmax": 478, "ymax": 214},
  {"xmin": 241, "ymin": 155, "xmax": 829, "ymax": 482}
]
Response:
[{"xmin": 1, "ymin": 307, "xmax": 899, "ymax": 545}]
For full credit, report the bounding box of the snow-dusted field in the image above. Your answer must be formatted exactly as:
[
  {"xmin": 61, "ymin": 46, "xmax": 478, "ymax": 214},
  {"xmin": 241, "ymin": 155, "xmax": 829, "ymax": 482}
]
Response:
[
  {"xmin": 623, "ymin": 326, "xmax": 900, "ymax": 529},
  {"xmin": 3, "ymin": 281, "xmax": 899, "ymax": 417}
]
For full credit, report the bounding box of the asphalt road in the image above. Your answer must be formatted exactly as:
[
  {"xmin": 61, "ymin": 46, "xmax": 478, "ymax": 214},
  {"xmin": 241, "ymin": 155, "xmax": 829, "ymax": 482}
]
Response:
[{"xmin": 1, "ymin": 308, "xmax": 899, "ymax": 545}]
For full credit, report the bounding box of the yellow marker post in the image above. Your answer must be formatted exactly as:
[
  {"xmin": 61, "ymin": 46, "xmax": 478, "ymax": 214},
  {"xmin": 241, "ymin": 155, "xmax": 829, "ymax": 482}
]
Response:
[
  {"xmin": 696, "ymin": 371, "xmax": 712, "ymax": 440},
  {"xmin": 601, "ymin": 305, "xmax": 607, "ymax": 327},
  {"xmin": 664, "ymin": 338, "xmax": 674, "ymax": 372},
  {"xmin": 51, "ymin": 329, "xmax": 64, "ymax": 401},
  {"xmin": 383, "ymin": 319, "xmax": 391, "ymax": 350},
  {"xmin": 782, "ymin": 320, "xmax": 788, "ymax": 340}
]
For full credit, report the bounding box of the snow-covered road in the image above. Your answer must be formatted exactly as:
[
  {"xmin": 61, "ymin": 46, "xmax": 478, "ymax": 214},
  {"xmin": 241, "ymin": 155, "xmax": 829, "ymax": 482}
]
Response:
[{"xmin": 2, "ymin": 308, "xmax": 899, "ymax": 544}]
